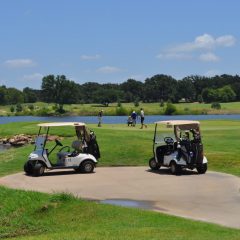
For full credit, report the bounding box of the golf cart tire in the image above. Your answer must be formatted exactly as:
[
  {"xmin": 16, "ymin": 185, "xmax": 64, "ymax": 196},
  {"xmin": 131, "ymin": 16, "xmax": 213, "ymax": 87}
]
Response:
[
  {"xmin": 24, "ymin": 161, "xmax": 33, "ymax": 175},
  {"xmin": 149, "ymin": 157, "xmax": 161, "ymax": 170},
  {"xmin": 170, "ymin": 161, "xmax": 181, "ymax": 175},
  {"xmin": 33, "ymin": 162, "xmax": 45, "ymax": 177},
  {"xmin": 80, "ymin": 160, "xmax": 95, "ymax": 173},
  {"xmin": 197, "ymin": 163, "xmax": 207, "ymax": 174}
]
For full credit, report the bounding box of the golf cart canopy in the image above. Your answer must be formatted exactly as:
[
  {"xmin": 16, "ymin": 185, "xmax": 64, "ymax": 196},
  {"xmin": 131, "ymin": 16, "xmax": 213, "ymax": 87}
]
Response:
[
  {"xmin": 37, "ymin": 122, "xmax": 90, "ymax": 142},
  {"xmin": 155, "ymin": 120, "xmax": 200, "ymax": 130},
  {"xmin": 38, "ymin": 122, "xmax": 86, "ymax": 127}
]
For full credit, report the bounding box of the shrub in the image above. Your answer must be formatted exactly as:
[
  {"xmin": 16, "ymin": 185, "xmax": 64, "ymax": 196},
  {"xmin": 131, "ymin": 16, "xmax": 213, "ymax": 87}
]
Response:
[
  {"xmin": 16, "ymin": 103, "xmax": 23, "ymax": 112},
  {"xmin": 116, "ymin": 106, "xmax": 128, "ymax": 116},
  {"xmin": 134, "ymin": 99, "xmax": 139, "ymax": 107},
  {"xmin": 160, "ymin": 99, "xmax": 164, "ymax": 107},
  {"xmin": 164, "ymin": 103, "xmax": 177, "ymax": 115},
  {"xmin": 54, "ymin": 104, "xmax": 66, "ymax": 114},
  {"xmin": 10, "ymin": 106, "xmax": 14, "ymax": 113},
  {"xmin": 211, "ymin": 102, "xmax": 221, "ymax": 110},
  {"xmin": 35, "ymin": 107, "xmax": 51, "ymax": 116},
  {"xmin": 28, "ymin": 104, "xmax": 34, "ymax": 111},
  {"xmin": 117, "ymin": 101, "xmax": 122, "ymax": 107}
]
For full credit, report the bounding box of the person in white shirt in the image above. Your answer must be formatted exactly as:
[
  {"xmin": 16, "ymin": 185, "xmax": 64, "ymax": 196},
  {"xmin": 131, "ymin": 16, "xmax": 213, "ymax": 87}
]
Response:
[{"xmin": 140, "ymin": 108, "xmax": 147, "ymax": 129}]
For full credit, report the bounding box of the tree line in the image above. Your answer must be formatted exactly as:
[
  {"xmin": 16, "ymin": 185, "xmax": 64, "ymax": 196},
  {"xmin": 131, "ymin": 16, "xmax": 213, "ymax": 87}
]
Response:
[{"xmin": 0, "ymin": 74, "xmax": 239, "ymax": 105}]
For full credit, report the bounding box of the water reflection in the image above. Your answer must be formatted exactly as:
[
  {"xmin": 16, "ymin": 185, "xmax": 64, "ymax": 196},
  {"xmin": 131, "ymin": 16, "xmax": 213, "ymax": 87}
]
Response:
[{"xmin": 0, "ymin": 144, "xmax": 11, "ymax": 152}]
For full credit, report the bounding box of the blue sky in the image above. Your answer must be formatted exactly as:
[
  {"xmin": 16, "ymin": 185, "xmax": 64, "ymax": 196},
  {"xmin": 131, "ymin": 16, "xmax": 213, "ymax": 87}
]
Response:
[{"xmin": 0, "ymin": 0, "xmax": 240, "ymax": 89}]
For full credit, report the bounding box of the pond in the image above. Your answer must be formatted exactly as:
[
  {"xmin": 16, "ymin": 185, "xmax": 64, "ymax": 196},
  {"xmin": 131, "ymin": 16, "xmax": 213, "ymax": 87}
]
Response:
[
  {"xmin": 0, "ymin": 114, "xmax": 240, "ymax": 125},
  {"xmin": 0, "ymin": 144, "xmax": 11, "ymax": 152}
]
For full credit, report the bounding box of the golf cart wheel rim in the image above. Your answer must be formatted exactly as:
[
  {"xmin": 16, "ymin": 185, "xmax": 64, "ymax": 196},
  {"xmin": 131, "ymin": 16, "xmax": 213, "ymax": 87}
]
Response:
[
  {"xmin": 150, "ymin": 159, "xmax": 157, "ymax": 168},
  {"xmin": 85, "ymin": 163, "xmax": 93, "ymax": 172},
  {"xmin": 171, "ymin": 163, "xmax": 176, "ymax": 173},
  {"xmin": 40, "ymin": 166, "xmax": 44, "ymax": 175}
]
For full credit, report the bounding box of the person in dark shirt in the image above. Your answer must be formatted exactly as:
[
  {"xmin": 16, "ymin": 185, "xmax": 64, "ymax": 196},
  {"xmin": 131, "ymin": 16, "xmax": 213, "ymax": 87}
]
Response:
[{"xmin": 131, "ymin": 111, "xmax": 137, "ymax": 127}]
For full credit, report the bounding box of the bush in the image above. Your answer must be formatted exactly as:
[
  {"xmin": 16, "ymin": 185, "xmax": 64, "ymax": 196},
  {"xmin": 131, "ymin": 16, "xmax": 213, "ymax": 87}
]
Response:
[
  {"xmin": 160, "ymin": 99, "xmax": 164, "ymax": 107},
  {"xmin": 134, "ymin": 100, "xmax": 139, "ymax": 107},
  {"xmin": 116, "ymin": 106, "xmax": 128, "ymax": 116},
  {"xmin": 16, "ymin": 104, "xmax": 23, "ymax": 112},
  {"xmin": 164, "ymin": 103, "xmax": 177, "ymax": 115},
  {"xmin": 35, "ymin": 107, "xmax": 51, "ymax": 116},
  {"xmin": 10, "ymin": 106, "xmax": 14, "ymax": 113},
  {"xmin": 28, "ymin": 104, "xmax": 34, "ymax": 111},
  {"xmin": 117, "ymin": 101, "xmax": 122, "ymax": 107},
  {"xmin": 211, "ymin": 102, "xmax": 221, "ymax": 110},
  {"xmin": 55, "ymin": 104, "xmax": 66, "ymax": 114}
]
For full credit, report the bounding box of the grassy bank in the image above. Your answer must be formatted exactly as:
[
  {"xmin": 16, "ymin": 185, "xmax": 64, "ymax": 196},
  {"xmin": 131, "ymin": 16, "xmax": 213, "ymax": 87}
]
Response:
[
  {"xmin": 1, "ymin": 101, "xmax": 240, "ymax": 116},
  {"xmin": 0, "ymin": 186, "xmax": 240, "ymax": 239},
  {"xmin": 0, "ymin": 120, "xmax": 240, "ymax": 177},
  {"xmin": 0, "ymin": 121, "xmax": 240, "ymax": 239}
]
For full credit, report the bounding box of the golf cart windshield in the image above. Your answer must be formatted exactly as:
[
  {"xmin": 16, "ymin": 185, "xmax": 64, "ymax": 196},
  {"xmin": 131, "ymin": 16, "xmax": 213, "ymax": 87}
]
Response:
[
  {"xmin": 35, "ymin": 122, "xmax": 89, "ymax": 151},
  {"xmin": 154, "ymin": 120, "xmax": 201, "ymax": 143},
  {"xmin": 35, "ymin": 136, "xmax": 46, "ymax": 150}
]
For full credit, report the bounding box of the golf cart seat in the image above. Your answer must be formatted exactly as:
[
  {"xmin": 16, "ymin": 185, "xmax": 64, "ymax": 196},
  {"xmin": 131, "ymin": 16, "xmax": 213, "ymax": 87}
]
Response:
[
  {"xmin": 72, "ymin": 140, "xmax": 82, "ymax": 151},
  {"xmin": 57, "ymin": 140, "xmax": 83, "ymax": 162}
]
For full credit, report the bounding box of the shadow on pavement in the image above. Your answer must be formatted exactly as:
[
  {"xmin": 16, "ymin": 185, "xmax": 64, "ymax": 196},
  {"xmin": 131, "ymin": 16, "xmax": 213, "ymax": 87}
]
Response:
[
  {"xmin": 146, "ymin": 168, "xmax": 198, "ymax": 176},
  {"xmin": 25, "ymin": 170, "xmax": 96, "ymax": 177}
]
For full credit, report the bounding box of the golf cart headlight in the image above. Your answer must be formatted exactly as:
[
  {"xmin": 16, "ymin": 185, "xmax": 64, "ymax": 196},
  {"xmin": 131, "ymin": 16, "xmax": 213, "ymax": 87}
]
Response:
[{"xmin": 29, "ymin": 153, "xmax": 38, "ymax": 159}]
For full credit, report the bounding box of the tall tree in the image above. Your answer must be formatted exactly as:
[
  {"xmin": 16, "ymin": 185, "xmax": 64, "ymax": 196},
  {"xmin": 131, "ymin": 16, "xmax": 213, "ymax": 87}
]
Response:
[
  {"xmin": 143, "ymin": 74, "xmax": 178, "ymax": 102},
  {"xmin": 120, "ymin": 79, "xmax": 143, "ymax": 102},
  {"xmin": 177, "ymin": 77, "xmax": 196, "ymax": 102},
  {"xmin": 0, "ymin": 86, "xmax": 6, "ymax": 105},
  {"xmin": 5, "ymin": 88, "xmax": 24, "ymax": 104},
  {"xmin": 41, "ymin": 75, "xmax": 56, "ymax": 103},
  {"xmin": 23, "ymin": 87, "xmax": 38, "ymax": 103}
]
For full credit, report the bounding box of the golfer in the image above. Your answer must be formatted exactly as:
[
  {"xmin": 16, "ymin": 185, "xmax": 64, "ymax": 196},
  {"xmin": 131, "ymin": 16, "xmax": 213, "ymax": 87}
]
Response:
[
  {"xmin": 98, "ymin": 110, "xmax": 103, "ymax": 127},
  {"xmin": 140, "ymin": 108, "xmax": 147, "ymax": 129}
]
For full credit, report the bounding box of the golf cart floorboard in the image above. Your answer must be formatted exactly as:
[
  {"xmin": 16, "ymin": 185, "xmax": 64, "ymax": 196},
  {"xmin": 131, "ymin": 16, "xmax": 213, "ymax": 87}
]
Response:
[{"xmin": 49, "ymin": 165, "xmax": 77, "ymax": 170}]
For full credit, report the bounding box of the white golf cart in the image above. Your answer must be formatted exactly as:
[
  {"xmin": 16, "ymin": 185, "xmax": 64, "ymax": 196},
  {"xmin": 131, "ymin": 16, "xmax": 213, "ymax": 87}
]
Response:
[
  {"xmin": 24, "ymin": 122, "xmax": 100, "ymax": 176},
  {"xmin": 149, "ymin": 120, "xmax": 208, "ymax": 175}
]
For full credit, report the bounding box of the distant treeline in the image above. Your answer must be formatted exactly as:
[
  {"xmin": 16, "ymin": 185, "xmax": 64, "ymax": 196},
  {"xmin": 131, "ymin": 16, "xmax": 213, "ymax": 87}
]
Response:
[{"xmin": 0, "ymin": 74, "xmax": 239, "ymax": 105}]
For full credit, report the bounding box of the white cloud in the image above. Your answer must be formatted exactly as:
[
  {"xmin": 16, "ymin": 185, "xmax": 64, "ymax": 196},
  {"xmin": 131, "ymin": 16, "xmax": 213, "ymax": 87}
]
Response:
[
  {"xmin": 4, "ymin": 58, "xmax": 36, "ymax": 68},
  {"xmin": 199, "ymin": 52, "xmax": 220, "ymax": 62},
  {"xmin": 81, "ymin": 54, "xmax": 101, "ymax": 60},
  {"xmin": 156, "ymin": 53, "xmax": 192, "ymax": 60},
  {"xmin": 23, "ymin": 73, "xmax": 43, "ymax": 81},
  {"xmin": 216, "ymin": 35, "xmax": 236, "ymax": 47},
  {"xmin": 168, "ymin": 34, "xmax": 236, "ymax": 53},
  {"xmin": 157, "ymin": 33, "xmax": 236, "ymax": 62},
  {"xmin": 97, "ymin": 66, "xmax": 122, "ymax": 73},
  {"xmin": 204, "ymin": 69, "xmax": 221, "ymax": 77}
]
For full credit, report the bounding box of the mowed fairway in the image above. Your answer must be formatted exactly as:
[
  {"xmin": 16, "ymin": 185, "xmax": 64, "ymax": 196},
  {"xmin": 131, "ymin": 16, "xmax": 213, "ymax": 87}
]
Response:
[
  {"xmin": 0, "ymin": 120, "xmax": 240, "ymax": 239},
  {"xmin": 0, "ymin": 120, "xmax": 240, "ymax": 176}
]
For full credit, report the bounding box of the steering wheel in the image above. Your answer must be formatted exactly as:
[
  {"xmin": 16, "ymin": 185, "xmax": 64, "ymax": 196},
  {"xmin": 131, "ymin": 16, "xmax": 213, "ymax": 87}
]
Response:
[
  {"xmin": 58, "ymin": 146, "xmax": 71, "ymax": 152},
  {"xmin": 55, "ymin": 139, "xmax": 63, "ymax": 146},
  {"xmin": 164, "ymin": 137, "xmax": 174, "ymax": 145}
]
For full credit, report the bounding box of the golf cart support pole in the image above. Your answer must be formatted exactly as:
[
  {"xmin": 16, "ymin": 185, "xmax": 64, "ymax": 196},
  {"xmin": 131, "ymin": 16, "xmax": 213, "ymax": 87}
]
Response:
[{"xmin": 153, "ymin": 123, "xmax": 157, "ymax": 157}]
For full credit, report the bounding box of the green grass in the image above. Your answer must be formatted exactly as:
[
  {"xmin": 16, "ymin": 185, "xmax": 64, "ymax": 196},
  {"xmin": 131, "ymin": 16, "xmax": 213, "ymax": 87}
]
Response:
[
  {"xmin": 0, "ymin": 120, "xmax": 240, "ymax": 176},
  {"xmin": 0, "ymin": 121, "xmax": 240, "ymax": 239},
  {"xmin": 0, "ymin": 186, "xmax": 240, "ymax": 240},
  {"xmin": 1, "ymin": 101, "xmax": 240, "ymax": 116}
]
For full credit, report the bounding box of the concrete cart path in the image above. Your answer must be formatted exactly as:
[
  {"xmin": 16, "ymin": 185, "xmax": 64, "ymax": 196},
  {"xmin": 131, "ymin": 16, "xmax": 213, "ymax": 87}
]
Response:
[{"xmin": 1, "ymin": 167, "xmax": 240, "ymax": 229}]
